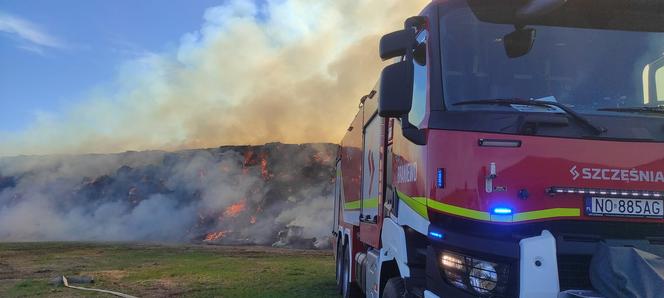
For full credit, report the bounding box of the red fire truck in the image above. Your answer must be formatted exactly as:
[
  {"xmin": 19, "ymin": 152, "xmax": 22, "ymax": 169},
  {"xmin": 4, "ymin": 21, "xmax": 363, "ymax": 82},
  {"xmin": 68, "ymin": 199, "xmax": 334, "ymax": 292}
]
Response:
[{"xmin": 332, "ymin": 0, "xmax": 664, "ymax": 297}]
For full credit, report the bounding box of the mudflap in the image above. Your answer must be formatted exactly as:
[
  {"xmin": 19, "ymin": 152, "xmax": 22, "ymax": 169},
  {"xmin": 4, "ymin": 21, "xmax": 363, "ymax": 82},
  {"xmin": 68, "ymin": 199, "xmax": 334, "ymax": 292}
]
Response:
[{"xmin": 590, "ymin": 243, "xmax": 664, "ymax": 298}]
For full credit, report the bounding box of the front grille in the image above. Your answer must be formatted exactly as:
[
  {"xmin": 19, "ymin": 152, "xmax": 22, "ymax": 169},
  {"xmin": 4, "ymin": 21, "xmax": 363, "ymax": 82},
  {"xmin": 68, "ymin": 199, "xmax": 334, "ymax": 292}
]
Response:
[{"xmin": 558, "ymin": 255, "xmax": 594, "ymax": 290}]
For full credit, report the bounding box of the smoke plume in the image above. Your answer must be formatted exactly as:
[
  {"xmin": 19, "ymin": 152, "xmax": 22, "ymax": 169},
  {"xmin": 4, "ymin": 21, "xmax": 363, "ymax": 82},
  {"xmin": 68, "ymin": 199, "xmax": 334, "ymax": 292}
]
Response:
[
  {"xmin": 0, "ymin": 143, "xmax": 337, "ymax": 248},
  {"xmin": 0, "ymin": 0, "xmax": 428, "ymax": 156}
]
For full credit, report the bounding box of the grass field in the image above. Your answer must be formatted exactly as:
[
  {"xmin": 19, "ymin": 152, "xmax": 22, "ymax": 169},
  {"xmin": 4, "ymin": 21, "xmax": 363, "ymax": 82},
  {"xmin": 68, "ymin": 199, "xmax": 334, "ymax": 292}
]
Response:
[{"xmin": 0, "ymin": 243, "xmax": 338, "ymax": 297}]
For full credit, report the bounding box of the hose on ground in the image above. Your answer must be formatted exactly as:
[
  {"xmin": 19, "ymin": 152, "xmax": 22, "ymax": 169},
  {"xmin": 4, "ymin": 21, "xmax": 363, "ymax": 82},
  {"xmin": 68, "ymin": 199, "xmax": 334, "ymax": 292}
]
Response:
[{"xmin": 62, "ymin": 276, "xmax": 138, "ymax": 298}]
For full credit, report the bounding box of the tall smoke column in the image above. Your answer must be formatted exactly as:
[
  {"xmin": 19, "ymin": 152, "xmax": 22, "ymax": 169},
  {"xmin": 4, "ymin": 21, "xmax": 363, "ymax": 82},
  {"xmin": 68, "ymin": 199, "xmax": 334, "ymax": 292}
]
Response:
[{"xmin": 0, "ymin": 0, "xmax": 428, "ymax": 157}]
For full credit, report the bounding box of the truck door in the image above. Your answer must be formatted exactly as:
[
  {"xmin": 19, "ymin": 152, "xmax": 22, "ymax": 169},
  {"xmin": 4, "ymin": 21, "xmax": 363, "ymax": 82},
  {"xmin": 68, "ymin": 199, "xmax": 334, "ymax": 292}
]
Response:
[
  {"xmin": 359, "ymin": 105, "xmax": 386, "ymax": 248},
  {"xmin": 361, "ymin": 114, "xmax": 382, "ymax": 224}
]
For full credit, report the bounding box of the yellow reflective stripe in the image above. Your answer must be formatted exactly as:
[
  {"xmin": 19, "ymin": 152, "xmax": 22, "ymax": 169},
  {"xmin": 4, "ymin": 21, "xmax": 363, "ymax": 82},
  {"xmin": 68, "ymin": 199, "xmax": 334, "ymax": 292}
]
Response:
[
  {"xmin": 347, "ymin": 193, "xmax": 581, "ymax": 222},
  {"xmin": 413, "ymin": 196, "xmax": 427, "ymax": 205},
  {"xmin": 428, "ymin": 199, "xmax": 579, "ymax": 222},
  {"xmin": 513, "ymin": 208, "xmax": 580, "ymax": 222},
  {"xmin": 344, "ymin": 200, "xmax": 360, "ymax": 210},
  {"xmin": 428, "ymin": 200, "xmax": 491, "ymax": 221},
  {"xmin": 344, "ymin": 198, "xmax": 379, "ymax": 210},
  {"xmin": 363, "ymin": 197, "xmax": 379, "ymax": 209},
  {"xmin": 397, "ymin": 191, "xmax": 429, "ymax": 219}
]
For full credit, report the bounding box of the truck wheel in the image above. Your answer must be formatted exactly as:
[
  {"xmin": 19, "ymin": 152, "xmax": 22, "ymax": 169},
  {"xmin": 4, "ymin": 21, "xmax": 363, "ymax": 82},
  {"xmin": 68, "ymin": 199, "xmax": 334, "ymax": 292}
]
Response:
[
  {"xmin": 383, "ymin": 277, "xmax": 406, "ymax": 298},
  {"xmin": 342, "ymin": 244, "xmax": 361, "ymax": 298},
  {"xmin": 336, "ymin": 240, "xmax": 344, "ymax": 293}
]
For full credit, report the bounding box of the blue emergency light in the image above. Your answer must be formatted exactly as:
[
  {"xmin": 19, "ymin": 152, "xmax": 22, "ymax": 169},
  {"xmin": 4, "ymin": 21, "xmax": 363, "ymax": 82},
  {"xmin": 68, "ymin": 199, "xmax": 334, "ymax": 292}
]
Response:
[
  {"xmin": 492, "ymin": 207, "xmax": 513, "ymax": 215},
  {"xmin": 429, "ymin": 231, "xmax": 445, "ymax": 239},
  {"xmin": 437, "ymin": 168, "xmax": 444, "ymax": 189}
]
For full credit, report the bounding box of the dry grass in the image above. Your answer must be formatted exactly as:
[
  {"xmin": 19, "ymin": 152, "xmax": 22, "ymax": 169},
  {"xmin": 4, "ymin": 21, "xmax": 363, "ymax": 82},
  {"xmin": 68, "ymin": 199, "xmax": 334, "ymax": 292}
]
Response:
[{"xmin": 0, "ymin": 243, "xmax": 338, "ymax": 297}]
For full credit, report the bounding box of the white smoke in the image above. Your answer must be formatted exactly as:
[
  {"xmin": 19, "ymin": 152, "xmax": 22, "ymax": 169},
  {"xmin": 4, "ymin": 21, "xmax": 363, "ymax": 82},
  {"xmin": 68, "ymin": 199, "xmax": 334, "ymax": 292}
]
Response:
[
  {"xmin": 0, "ymin": 0, "xmax": 428, "ymax": 157},
  {"xmin": 0, "ymin": 144, "xmax": 336, "ymax": 246}
]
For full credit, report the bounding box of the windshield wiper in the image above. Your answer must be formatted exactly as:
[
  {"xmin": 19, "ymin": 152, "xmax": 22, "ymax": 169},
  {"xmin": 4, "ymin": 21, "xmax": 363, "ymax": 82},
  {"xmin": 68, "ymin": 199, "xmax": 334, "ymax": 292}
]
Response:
[
  {"xmin": 454, "ymin": 98, "xmax": 606, "ymax": 135},
  {"xmin": 598, "ymin": 106, "xmax": 664, "ymax": 114}
]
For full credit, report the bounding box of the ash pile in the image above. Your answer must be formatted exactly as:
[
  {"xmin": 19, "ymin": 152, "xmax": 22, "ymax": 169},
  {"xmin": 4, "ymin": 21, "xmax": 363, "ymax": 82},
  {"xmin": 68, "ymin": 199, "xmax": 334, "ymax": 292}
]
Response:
[{"xmin": 0, "ymin": 143, "xmax": 337, "ymax": 249}]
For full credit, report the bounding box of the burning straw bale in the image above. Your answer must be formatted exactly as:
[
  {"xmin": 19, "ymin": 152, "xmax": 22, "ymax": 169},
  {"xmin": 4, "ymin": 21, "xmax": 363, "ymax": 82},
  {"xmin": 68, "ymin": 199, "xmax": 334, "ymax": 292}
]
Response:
[{"xmin": 0, "ymin": 143, "xmax": 338, "ymax": 249}]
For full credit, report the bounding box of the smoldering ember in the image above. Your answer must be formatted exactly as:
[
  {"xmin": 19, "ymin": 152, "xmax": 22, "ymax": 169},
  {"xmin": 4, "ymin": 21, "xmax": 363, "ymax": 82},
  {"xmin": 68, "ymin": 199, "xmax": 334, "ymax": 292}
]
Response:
[{"xmin": 0, "ymin": 143, "xmax": 337, "ymax": 249}]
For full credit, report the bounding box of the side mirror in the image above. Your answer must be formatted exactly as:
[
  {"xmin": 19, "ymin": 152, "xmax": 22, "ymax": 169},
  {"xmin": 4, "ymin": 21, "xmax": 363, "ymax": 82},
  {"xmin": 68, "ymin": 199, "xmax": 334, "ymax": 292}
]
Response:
[
  {"xmin": 643, "ymin": 56, "xmax": 664, "ymax": 105},
  {"xmin": 504, "ymin": 28, "xmax": 536, "ymax": 58},
  {"xmin": 380, "ymin": 29, "xmax": 415, "ymax": 61},
  {"xmin": 378, "ymin": 61, "xmax": 414, "ymax": 118}
]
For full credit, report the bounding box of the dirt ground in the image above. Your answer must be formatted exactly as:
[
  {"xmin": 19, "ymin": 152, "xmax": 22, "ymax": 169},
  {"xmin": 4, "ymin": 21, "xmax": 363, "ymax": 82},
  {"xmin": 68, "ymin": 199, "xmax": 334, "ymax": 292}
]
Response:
[{"xmin": 0, "ymin": 242, "xmax": 338, "ymax": 297}]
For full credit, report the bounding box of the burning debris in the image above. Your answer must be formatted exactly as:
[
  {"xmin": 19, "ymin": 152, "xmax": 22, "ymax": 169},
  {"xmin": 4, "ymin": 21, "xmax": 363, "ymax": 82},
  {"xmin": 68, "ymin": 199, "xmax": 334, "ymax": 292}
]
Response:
[
  {"xmin": 223, "ymin": 201, "xmax": 247, "ymax": 218},
  {"xmin": 204, "ymin": 230, "xmax": 231, "ymax": 242},
  {"xmin": 0, "ymin": 143, "xmax": 337, "ymax": 249}
]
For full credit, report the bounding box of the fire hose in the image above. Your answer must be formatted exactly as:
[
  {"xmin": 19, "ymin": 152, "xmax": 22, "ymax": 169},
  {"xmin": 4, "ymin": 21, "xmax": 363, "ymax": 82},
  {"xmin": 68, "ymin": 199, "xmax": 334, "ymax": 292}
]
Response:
[{"xmin": 61, "ymin": 276, "xmax": 138, "ymax": 298}]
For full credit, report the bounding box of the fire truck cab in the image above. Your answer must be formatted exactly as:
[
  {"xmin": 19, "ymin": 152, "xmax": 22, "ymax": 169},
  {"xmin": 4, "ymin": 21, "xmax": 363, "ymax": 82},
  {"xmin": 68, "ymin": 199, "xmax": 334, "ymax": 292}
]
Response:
[{"xmin": 333, "ymin": 0, "xmax": 664, "ymax": 297}]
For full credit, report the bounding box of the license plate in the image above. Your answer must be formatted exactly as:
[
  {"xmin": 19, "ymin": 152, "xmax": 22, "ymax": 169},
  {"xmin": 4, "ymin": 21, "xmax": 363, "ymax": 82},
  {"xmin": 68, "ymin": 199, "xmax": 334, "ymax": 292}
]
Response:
[{"xmin": 585, "ymin": 197, "xmax": 664, "ymax": 218}]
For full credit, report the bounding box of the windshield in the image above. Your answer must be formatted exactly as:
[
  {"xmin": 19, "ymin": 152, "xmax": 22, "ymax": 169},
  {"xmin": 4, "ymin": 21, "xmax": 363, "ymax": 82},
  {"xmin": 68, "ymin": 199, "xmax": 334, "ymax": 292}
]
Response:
[{"xmin": 440, "ymin": 6, "xmax": 664, "ymax": 113}]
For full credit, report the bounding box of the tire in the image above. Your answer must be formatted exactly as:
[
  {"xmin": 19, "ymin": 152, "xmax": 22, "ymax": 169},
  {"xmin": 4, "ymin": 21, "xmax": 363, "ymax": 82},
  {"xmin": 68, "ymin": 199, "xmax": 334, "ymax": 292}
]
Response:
[
  {"xmin": 383, "ymin": 277, "xmax": 406, "ymax": 298},
  {"xmin": 342, "ymin": 243, "xmax": 362, "ymax": 298},
  {"xmin": 336, "ymin": 239, "xmax": 344, "ymax": 293}
]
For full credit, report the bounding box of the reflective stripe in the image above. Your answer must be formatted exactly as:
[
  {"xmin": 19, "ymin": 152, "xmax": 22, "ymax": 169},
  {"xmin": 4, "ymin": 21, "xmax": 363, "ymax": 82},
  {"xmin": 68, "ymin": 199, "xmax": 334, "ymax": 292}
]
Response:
[
  {"xmin": 428, "ymin": 199, "xmax": 491, "ymax": 221},
  {"xmin": 363, "ymin": 197, "xmax": 379, "ymax": 209},
  {"xmin": 428, "ymin": 200, "xmax": 580, "ymax": 222},
  {"xmin": 397, "ymin": 191, "xmax": 428, "ymax": 220},
  {"xmin": 351, "ymin": 192, "xmax": 581, "ymax": 222},
  {"xmin": 399, "ymin": 193, "xmax": 581, "ymax": 223},
  {"xmin": 344, "ymin": 200, "xmax": 360, "ymax": 210},
  {"xmin": 512, "ymin": 208, "xmax": 580, "ymax": 222},
  {"xmin": 343, "ymin": 197, "xmax": 378, "ymax": 210}
]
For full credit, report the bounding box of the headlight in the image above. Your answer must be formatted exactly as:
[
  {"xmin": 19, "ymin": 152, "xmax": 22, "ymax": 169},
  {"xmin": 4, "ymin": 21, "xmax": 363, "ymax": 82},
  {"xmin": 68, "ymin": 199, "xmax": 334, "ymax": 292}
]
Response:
[
  {"xmin": 439, "ymin": 251, "xmax": 510, "ymax": 297},
  {"xmin": 469, "ymin": 261, "xmax": 498, "ymax": 294},
  {"xmin": 440, "ymin": 253, "xmax": 467, "ymax": 289}
]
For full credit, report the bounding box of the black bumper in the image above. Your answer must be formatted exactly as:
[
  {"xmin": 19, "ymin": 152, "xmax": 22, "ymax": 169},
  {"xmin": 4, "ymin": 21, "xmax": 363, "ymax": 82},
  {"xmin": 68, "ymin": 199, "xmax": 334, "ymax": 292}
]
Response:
[
  {"xmin": 424, "ymin": 216, "xmax": 664, "ymax": 297},
  {"xmin": 425, "ymin": 228, "xmax": 520, "ymax": 298}
]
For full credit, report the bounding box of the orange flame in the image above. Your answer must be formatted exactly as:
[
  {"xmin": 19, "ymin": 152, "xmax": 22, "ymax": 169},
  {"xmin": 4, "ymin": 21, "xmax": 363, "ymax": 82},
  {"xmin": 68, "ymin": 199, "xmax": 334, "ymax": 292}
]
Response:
[
  {"xmin": 204, "ymin": 230, "xmax": 231, "ymax": 241},
  {"xmin": 224, "ymin": 200, "xmax": 246, "ymax": 218}
]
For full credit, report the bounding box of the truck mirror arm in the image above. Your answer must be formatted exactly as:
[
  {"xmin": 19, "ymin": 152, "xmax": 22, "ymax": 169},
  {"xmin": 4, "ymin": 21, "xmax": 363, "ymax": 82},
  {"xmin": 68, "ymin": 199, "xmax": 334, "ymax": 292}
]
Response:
[{"xmin": 401, "ymin": 117, "xmax": 427, "ymax": 145}]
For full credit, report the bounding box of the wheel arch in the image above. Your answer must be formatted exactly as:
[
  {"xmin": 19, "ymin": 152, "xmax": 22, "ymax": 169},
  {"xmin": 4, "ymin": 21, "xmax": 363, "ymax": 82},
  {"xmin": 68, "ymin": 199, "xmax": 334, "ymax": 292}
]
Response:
[
  {"xmin": 379, "ymin": 259, "xmax": 401, "ymax": 296},
  {"xmin": 381, "ymin": 218, "xmax": 411, "ymax": 278}
]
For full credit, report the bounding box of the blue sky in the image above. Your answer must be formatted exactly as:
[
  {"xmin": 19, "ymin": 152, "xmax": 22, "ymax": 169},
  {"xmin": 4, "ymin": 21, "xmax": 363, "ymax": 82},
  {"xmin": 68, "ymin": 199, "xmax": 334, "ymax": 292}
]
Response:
[
  {"xmin": 0, "ymin": 0, "xmax": 241, "ymax": 132},
  {"xmin": 0, "ymin": 0, "xmax": 424, "ymax": 156}
]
